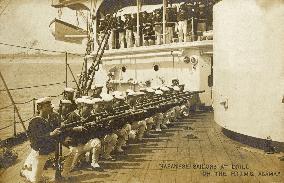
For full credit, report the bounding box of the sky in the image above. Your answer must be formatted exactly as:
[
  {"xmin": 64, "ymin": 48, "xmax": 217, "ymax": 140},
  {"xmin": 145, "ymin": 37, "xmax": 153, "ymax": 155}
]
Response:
[{"xmin": 0, "ymin": 0, "xmax": 86, "ymax": 54}]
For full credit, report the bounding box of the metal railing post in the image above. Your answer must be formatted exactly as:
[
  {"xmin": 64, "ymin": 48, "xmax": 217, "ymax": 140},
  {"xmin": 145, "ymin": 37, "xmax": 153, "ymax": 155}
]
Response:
[
  {"xmin": 65, "ymin": 52, "xmax": 68, "ymax": 87},
  {"xmin": 13, "ymin": 106, "xmax": 16, "ymax": 136},
  {"xmin": 0, "ymin": 71, "xmax": 27, "ymax": 135},
  {"xmin": 33, "ymin": 98, "xmax": 36, "ymax": 116}
]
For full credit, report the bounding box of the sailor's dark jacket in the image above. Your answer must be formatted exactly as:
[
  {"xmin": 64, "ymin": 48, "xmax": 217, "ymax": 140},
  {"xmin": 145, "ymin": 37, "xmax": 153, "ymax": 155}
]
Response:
[
  {"xmin": 62, "ymin": 111, "xmax": 90, "ymax": 147},
  {"xmin": 28, "ymin": 116, "xmax": 58, "ymax": 155}
]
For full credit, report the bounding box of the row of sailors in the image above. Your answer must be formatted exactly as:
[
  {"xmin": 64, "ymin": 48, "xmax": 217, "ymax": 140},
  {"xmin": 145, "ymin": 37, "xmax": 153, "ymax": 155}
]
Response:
[
  {"xmin": 20, "ymin": 84, "xmax": 193, "ymax": 182},
  {"xmin": 97, "ymin": 0, "xmax": 216, "ymax": 49}
]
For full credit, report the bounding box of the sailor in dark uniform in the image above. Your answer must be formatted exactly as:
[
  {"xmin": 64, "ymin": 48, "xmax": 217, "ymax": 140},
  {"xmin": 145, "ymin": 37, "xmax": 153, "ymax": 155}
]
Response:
[
  {"xmin": 117, "ymin": 16, "xmax": 125, "ymax": 49},
  {"xmin": 98, "ymin": 17, "xmax": 107, "ymax": 46},
  {"xmin": 21, "ymin": 97, "xmax": 61, "ymax": 183},
  {"xmin": 124, "ymin": 14, "xmax": 134, "ymax": 48},
  {"xmin": 106, "ymin": 14, "xmax": 116, "ymax": 50},
  {"xmin": 166, "ymin": 6, "xmax": 177, "ymax": 43},
  {"xmin": 126, "ymin": 91, "xmax": 147, "ymax": 141},
  {"xmin": 111, "ymin": 92, "xmax": 131, "ymax": 152},
  {"xmin": 153, "ymin": 8, "xmax": 163, "ymax": 45},
  {"xmin": 141, "ymin": 11, "xmax": 150, "ymax": 46},
  {"xmin": 177, "ymin": 3, "xmax": 188, "ymax": 42},
  {"xmin": 142, "ymin": 87, "xmax": 156, "ymax": 137},
  {"xmin": 171, "ymin": 77, "xmax": 180, "ymax": 86},
  {"xmin": 61, "ymin": 98, "xmax": 102, "ymax": 175},
  {"xmin": 196, "ymin": 0, "xmax": 207, "ymax": 40},
  {"xmin": 90, "ymin": 84, "xmax": 103, "ymax": 98},
  {"xmin": 94, "ymin": 94, "xmax": 118, "ymax": 160},
  {"xmin": 63, "ymin": 87, "xmax": 77, "ymax": 112},
  {"xmin": 205, "ymin": 0, "xmax": 214, "ymax": 31}
]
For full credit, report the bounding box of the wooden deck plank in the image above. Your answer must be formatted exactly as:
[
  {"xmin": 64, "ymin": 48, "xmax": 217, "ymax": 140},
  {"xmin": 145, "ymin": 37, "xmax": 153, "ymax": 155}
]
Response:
[{"xmin": 1, "ymin": 112, "xmax": 283, "ymax": 183}]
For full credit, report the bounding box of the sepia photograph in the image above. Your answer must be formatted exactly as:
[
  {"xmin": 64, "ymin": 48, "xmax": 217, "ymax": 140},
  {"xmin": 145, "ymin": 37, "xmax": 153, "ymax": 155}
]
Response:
[{"xmin": 0, "ymin": 0, "xmax": 283, "ymax": 182}]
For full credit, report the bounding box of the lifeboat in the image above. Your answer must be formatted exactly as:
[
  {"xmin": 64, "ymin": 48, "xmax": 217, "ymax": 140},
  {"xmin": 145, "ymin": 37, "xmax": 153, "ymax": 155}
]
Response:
[{"xmin": 49, "ymin": 18, "xmax": 88, "ymax": 44}]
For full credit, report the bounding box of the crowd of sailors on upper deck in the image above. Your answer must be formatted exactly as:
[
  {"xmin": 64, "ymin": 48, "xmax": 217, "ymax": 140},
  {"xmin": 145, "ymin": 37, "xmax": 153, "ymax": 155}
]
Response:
[{"xmin": 94, "ymin": 0, "xmax": 217, "ymax": 51}]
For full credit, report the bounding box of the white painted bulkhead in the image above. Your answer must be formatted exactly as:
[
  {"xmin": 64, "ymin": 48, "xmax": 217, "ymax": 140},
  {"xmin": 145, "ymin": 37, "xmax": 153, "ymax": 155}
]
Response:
[
  {"xmin": 96, "ymin": 42, "xmax": 213, "ymax": 106},
  {"xmin": 213, "ymin": 0, "xmax": 284, "ymax": 142}
]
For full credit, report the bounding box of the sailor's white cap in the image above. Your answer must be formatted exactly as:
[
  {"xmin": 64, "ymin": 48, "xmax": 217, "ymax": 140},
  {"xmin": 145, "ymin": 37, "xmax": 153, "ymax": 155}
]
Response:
[
  {"xmin": 136, "ymin": 91, "xmax": 145, "ymax": 95},
  {"xmin": 84, "ymin": 55, "xmax": 94, "ymax": 59},
  {"xmin": 173, "ymin": 86, "xmax": 180, "ymax": 91},
  {"xmin": 160, "ymin": 86, "xmax": 170, "ymax": 91},
  {"xmin": 166, "ymin": 85, "xmax": 173, "ymax": 89},
  {"xmin": 91, "ymin": 83, "xmax": 104, "ymax": 89},
  {"xmin": 91, "ymin": 98, "xmax": 103, "ymax": 103},
  {"xmin": 114, "ymin": 95, "xmax": 125, "ymax": 100},
  {"xmin": 82, "ymin": 98, "xmax": 96, "ymax": 105},
  {"xmin": 112, "ymin": 91, "xmax": 122, "ymax": 96},
  {"xmin": 127, "ymin": 91, "xmax": 137, "ymax": 96},
  {"xmin": 181, "ymin": 105, "xmax": 186, "ymax": 109},
  {"xmin": 100, "ymin": 93, "xmax": 114, "ymax": 102},
  {"xmin": 139, "ymin": 88, "xmax": 147, "ymax": 92},
  {"xmin": 146, "ymin": 88, "xmax": 155, "ymax": 93},
  {"xmin": 81, "ymin": 96, "xmax": 91, "ymax": 99},
  {"xmin": 60, "ymin": 99, "xmax": 72, "ymax": 104},
  {"xmin": 151, "ymin": 86, "xmax": 159, "ymax": 90},
  {"xmin": 75, "ymin": 98, "xmax": 84, "ymax": 104},
  {"xmin": 126, "ymin": 89, "xmax": 134, "ymax": 93},
  {"xmin": 64, "ymin": 87, "xmax": 75, "ymax": 93},
  {"xmin": 155, "ymin": 90, "xmax": 163, "ymax": 95},
  {"xmin": 172, "ymin": 77, "xmax": 179, "ymax": 81},
  {"xmin": 36, "ymin": 97, "xmax": 52, "ymax": 105}
]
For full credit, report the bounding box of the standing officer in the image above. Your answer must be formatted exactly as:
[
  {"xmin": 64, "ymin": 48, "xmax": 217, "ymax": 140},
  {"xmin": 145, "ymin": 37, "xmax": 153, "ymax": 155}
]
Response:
[
  {"xmin": 21, "ymin": 97, "xmax": 61, "ymax": 183},
  {"xmin": 98, "ymin": 17, "xmax": 107, "ymax": 46},
  {"xmin": 177, "ymin": 3, "xmax": 188, "ymax": 42},
  {"xmin": 166, "ymin": 6, "xmax": 177, "ymax": 44},
  {"xmin": 107, "ymin": 14, "xmax": 116, "ymax": 50},
  {"xmin": 153, "ymin": 8, "xmax": 163, "ymax": 45},
  {"xmin": 140, "ymin": 11, "xmax": 150, "ymax": 46},
  {"xmin": 132, "ymin": 13, "xmax": 139, "ymax": 47},
  {"xmin": 124, "ymin": 14, "xmax": 134, "ymax": 48},
  {"xmin": 196, "ymin": 0, "xmax": 207, "ymax": 40},
  {"xmin": 117, "ymin": 16, "xmax": 125, "ymax": 49}
]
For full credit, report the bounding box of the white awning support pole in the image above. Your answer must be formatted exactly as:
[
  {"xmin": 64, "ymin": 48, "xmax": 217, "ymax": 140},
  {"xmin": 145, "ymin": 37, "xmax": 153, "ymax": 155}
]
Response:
[
  {"xmin": 137, "ymin": 0, "xmax": 141, "ymax": 46},
  {"xmin": 162, "ymin": 0, "xmax": 167, "ymax": 44}
]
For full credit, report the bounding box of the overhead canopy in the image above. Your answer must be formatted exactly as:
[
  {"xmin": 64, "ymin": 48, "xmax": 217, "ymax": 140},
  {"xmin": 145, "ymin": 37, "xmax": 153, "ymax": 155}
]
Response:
[
  {"xmin": 51, "ymin": 0, "xmax": 214, "ymax": 16},
  {"xmin": 99, "ymin": 0, "xmax": 187, "ymax": 14}
]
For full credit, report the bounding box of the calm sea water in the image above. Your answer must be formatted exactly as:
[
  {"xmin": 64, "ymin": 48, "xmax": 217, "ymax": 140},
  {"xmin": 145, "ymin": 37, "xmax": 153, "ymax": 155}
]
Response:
[{"xmin": 0, "ymin": 56, "xmax": 83, "ymax": 139}]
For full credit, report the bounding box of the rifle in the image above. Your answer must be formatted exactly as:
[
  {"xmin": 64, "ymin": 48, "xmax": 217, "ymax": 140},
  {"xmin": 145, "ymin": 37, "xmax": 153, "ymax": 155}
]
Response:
[
  {"xmin": 58, "ymin": 110, "xmax": 139, "ymax": 138},
  {"xmin": 55, "ymin": 104, "xmax": 63, "ymax": 180}
]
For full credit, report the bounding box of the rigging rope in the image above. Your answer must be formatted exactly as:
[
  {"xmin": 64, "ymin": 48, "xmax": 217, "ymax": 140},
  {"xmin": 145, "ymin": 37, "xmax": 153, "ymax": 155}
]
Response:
[
  {"xmin": 0, "ymin": 0, "xmax": 11, "ymax": 16},
  {"xmin": 0, "ymin": 42, "xmax": 84, "ymax": 56},
  {"xmin": 0, "ymin": 104, "xmax": 13, "ymax": 110},
  {"xmin": 0, "ymin": 81, "xmax": 66, "ymax": 92}
]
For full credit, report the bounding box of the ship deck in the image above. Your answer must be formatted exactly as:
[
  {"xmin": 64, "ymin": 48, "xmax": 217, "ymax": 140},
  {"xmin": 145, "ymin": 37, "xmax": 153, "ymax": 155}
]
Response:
[{"xmin": 1, "ymin": 111, "xmax": 283, "ymax": 183}]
